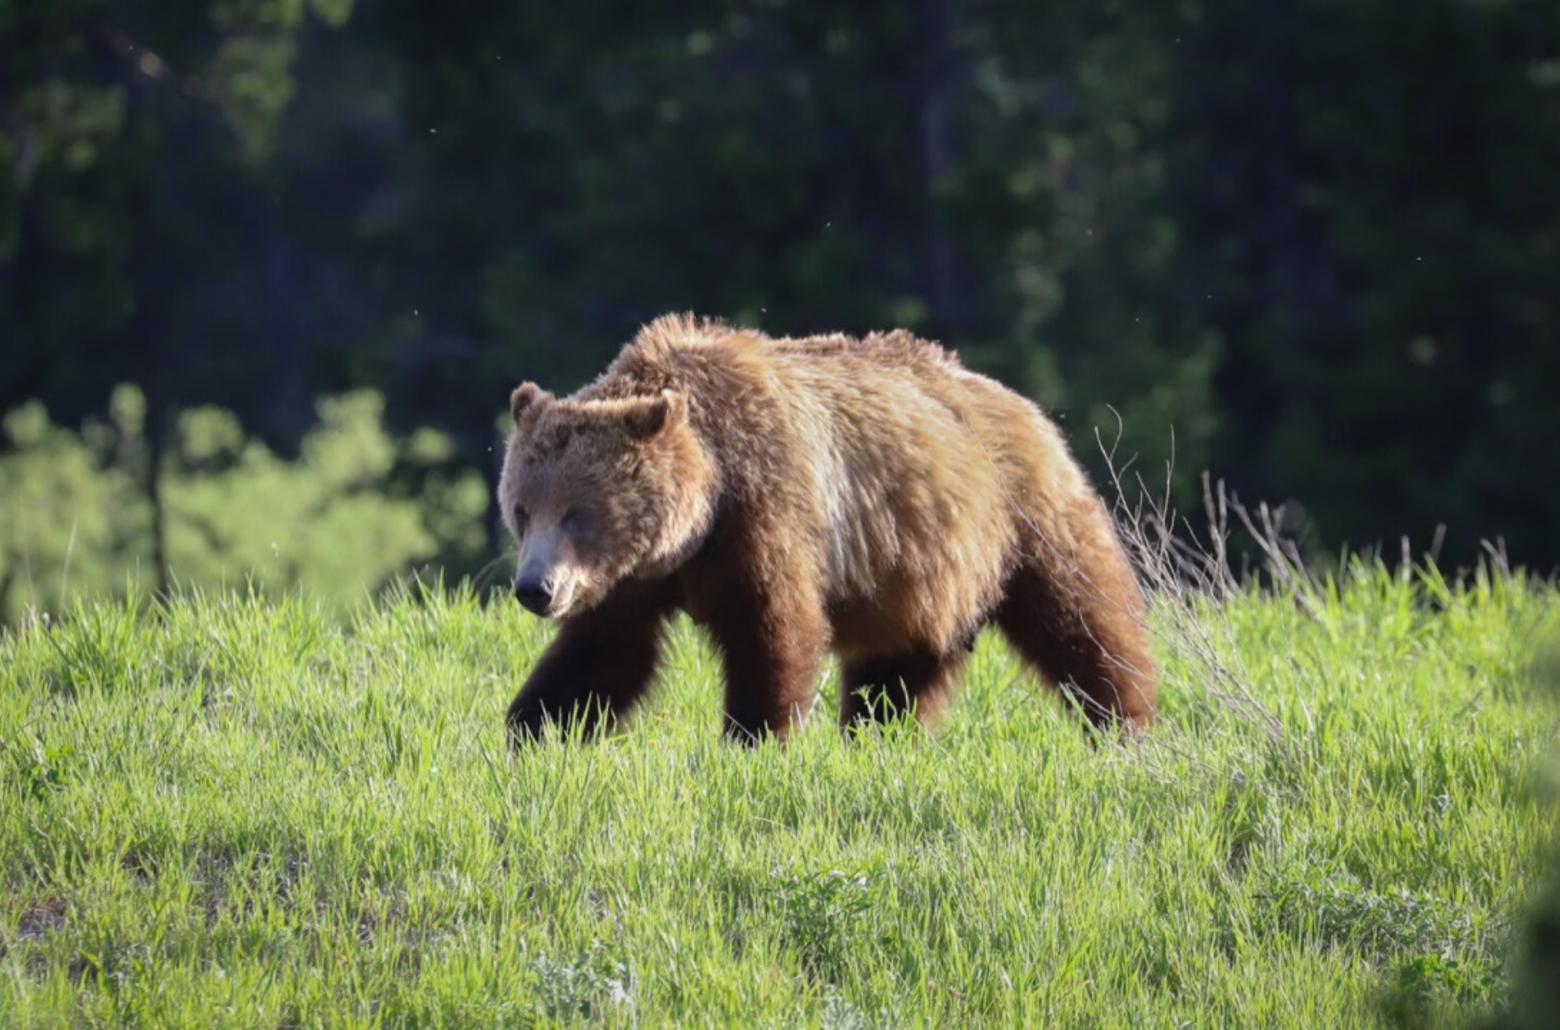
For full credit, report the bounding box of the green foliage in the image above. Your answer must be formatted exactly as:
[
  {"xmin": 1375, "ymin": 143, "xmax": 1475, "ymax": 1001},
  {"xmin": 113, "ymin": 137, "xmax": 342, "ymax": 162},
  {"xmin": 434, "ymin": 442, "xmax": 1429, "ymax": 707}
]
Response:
[
  {"xmin": 528, "ymin": 941, "xmax": 636, "ymax": 1022},
  {"xmin": 770, "ymin": 868, "xmax": 877, "ymax": 980},
  {"xmin": 1485, "ymin": 640, "xmax": 1560, "ymax": 1030},
  {"xmin": 0, "ymin": 387, "xmax": 486, "ymax": 623},
  {"xmin": 1269, "ymin": 870, "xmax": 1491, "ymax": 967},
  {"xmin": 10, "ymin": 741, "xmax": 77, "ymax": 801},
  {"xmin": 0, "ymin": 398, "xmax": 148, "ymax": 623},
  {"xmin": 0, "ymin": 570, "xmax": 1553, "ymax": 1023}
]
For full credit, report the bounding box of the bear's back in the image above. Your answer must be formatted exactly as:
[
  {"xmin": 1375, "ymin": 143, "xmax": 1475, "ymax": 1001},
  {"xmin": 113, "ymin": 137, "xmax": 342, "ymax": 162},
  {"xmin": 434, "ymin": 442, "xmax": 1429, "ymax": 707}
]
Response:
[
  {"xmin": 605, "ymin": 315, "xmax": 1077, "ymax": 651},
  {"xmin": 770, "ymin": 328, "xmax": 962, "ymax": 374}
]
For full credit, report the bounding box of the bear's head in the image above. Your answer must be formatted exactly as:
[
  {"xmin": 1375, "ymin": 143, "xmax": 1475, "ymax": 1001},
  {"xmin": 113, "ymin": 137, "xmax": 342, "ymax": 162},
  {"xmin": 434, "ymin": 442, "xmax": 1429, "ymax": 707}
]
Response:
[{"xmin": 498, "ymin": 381, "xmax": 717, "ymax": 618}]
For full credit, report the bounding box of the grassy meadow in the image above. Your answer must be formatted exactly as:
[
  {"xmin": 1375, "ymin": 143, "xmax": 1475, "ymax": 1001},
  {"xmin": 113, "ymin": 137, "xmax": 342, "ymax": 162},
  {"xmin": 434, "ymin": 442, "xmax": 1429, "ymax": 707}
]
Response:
[{"xmin": 1, "ymin": 566, "xmax": 1556, "ymax": 1026}]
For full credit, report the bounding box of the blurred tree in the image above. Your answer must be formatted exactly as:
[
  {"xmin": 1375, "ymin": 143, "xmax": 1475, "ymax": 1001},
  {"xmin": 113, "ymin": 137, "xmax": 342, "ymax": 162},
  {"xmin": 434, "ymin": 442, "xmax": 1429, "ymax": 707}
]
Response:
[
  {"xmin": 0, "ymin": 386, "xmax": 486, "ymax": 623},
  {"xmin": 0, "ymin": 389, "xmax": 148, "ymax": 622},
  {"xmin": 0, "ymin": 0, "xmax": 356, "ymax": 589},
  {"xmin": 941, "ymin": 3, "xmax": 1221, "ymax": 495},
  {"xmin": 4, "ymin": 0, "xmax": 1559, "ymax": 575},
  {"xmin": 163, "ymin": 389, "xmax": 486, "ymax": 610},
  {"xmin": 1180, "ymin": 0, "xmax": 1560, "ymax": 557}
]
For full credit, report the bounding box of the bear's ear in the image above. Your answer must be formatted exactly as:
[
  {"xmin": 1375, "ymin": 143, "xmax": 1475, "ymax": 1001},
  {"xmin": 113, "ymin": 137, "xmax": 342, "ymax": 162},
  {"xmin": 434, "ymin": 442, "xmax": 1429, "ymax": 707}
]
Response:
[
  {"xmin": 510, "ymin": 382, "xmax": 553, "ymax": 427},
  {"xmin": 622, "ymin": 390, "xmax": 687, "ymax": 441}
]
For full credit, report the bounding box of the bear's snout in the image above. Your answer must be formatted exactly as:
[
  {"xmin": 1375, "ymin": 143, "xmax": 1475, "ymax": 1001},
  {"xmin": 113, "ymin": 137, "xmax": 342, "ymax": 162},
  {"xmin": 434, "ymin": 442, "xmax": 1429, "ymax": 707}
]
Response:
[{"xmin": 513, "ymin": 576, "xmax": 553, "ymax": 617}]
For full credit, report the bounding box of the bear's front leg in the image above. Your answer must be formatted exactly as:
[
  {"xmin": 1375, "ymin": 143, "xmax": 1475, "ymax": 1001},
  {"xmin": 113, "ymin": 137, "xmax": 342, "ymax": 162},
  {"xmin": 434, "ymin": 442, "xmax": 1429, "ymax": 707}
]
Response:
[
  {"xmin": 702, "ymin": 577, "xmax": 828, "ymax": 744},
  {"xmin": 506, "ymin": 583, "xmax": 674, "ymax": 746}
]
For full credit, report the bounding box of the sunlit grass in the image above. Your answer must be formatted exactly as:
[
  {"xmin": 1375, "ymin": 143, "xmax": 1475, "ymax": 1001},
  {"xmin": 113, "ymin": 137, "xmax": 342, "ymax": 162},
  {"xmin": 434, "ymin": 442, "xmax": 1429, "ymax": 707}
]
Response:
[{"xmin": 1, "ymin": 568, "xmax": 1555, "ymax": 1026}]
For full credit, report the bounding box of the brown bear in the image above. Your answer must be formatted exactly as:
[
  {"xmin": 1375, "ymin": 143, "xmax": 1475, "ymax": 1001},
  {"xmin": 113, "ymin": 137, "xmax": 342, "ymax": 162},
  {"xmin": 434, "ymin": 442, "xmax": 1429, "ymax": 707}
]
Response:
[{"xmin": 498, "ymin": 314, "xmax": 1155, "ymax": 743}]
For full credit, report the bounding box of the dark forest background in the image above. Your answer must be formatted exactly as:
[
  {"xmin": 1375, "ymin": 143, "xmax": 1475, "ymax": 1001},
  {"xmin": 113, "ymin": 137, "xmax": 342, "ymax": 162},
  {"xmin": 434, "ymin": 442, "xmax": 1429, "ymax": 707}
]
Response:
[{"xmin": 3, "ymin": 0, "xmax": 1559, "ymax": 617}]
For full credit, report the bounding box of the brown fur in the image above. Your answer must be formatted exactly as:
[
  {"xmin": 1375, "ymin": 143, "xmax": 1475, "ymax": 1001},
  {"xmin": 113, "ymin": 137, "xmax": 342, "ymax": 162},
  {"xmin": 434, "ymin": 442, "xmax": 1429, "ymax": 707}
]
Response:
[{"xmin": 499, "ymin": 314, "xmax": 1156, "ymax": 744}]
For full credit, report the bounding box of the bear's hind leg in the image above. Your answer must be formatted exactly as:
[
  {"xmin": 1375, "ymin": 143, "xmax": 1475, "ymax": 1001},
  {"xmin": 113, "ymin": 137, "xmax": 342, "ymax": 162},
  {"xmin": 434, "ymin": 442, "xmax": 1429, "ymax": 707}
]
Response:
[
  {"xmin": 995, "ymin": 520, "xmax": 1156, "ymax": 735},
  {"xmin": 839, "ymin": 649, "xmax": 966, "ymax": 731},
  {"xmin": 506, "ymin": 584, "xmax": 675, "ymax": 746}
]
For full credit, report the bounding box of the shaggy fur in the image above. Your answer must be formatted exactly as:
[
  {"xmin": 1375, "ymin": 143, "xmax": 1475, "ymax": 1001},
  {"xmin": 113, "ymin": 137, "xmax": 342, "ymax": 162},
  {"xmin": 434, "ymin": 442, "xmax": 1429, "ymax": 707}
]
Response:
[{"xmin": 498, "ymin": 314, "xmax": 1156, "ymax": 743}]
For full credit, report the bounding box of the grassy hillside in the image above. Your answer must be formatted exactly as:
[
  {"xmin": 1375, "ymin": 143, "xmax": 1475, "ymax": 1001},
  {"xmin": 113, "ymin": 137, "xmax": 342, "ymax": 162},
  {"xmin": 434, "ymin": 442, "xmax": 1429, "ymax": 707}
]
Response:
[{"xmin": 1, "ymin": 567, "xmax": 1555, "ymax": 1026}]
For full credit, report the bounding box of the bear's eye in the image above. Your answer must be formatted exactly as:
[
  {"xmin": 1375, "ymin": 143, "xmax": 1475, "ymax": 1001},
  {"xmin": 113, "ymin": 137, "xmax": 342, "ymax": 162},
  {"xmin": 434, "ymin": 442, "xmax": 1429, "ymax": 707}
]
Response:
[
  {"xmin": 513, "ymin": 506, "xmax": 529, "ymax": 535},
  {"xmin": 561, "ymin": 507, "xmax": 589, "ymax": 532}
]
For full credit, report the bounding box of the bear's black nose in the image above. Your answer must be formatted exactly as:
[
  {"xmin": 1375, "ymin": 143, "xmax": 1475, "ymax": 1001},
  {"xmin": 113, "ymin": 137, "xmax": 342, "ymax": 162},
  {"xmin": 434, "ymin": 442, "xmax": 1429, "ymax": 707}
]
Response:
[{"xmin": 513, "ymin": 578, "xmax": 552, "ymax": 616}]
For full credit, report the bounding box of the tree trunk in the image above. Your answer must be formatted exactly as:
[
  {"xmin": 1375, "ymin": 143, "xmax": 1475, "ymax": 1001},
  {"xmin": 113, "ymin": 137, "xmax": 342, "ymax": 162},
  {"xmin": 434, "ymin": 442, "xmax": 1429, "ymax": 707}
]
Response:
[
  {"xmin": 918, "ymin": 0, "xmax": 962, "ymax": 335},
  {"xmin": 144, "ymin": 405, "xmax": 169, "ymax": 598}
]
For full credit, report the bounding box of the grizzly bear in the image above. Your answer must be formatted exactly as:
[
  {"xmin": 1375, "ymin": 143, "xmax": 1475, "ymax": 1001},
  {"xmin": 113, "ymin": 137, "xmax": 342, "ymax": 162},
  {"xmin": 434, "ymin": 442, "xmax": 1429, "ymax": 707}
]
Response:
[{"xmin": 498, "ymin": 314, "xmax": 1155, "ymax": 743}]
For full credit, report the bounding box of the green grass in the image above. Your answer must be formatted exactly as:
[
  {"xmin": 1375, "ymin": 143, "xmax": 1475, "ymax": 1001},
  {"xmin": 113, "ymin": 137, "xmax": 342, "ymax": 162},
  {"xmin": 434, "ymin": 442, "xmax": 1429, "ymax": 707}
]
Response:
[{"xmin": 1, "ymin": 567, "xmax": 1556, "ymax": 1026}]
